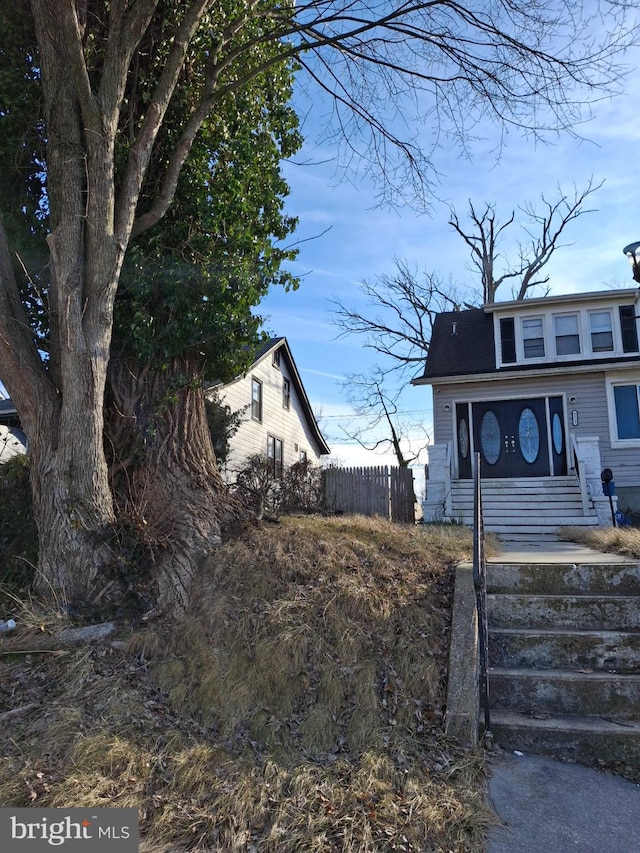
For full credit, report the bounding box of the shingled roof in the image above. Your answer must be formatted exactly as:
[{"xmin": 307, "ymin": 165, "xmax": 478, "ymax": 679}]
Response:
[{"xmin": 418, "ymin": 308, "xmax": 495, "ymax": 380}]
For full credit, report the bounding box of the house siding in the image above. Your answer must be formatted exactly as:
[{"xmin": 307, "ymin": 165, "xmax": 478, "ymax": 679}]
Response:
[
  {"xmin": 432, "ymin": 369, "xmax": 640, "ymax": 489},
  {"xmin": 216, "ymin": 353, "xmax": 324, "ymax": 480}
]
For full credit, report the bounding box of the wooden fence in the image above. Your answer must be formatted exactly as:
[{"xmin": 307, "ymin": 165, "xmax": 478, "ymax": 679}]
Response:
[{"xmin": 323, "ymin": 465, "xmax": 415, "ymax": 523}]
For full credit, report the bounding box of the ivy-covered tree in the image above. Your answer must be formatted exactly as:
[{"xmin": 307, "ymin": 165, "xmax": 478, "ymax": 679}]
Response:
[
  {"xmin": 0, "ymin": 3, "xmax": 302, "ymax": 610},
  {"xmin": 105, "ymin": 31, "xmax": 302, "ymax": 608}
]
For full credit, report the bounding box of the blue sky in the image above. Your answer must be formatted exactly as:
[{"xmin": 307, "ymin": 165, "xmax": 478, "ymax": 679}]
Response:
[{"xmin": 257, "ymin": 36, "xmax": 640, "ymax": 481}]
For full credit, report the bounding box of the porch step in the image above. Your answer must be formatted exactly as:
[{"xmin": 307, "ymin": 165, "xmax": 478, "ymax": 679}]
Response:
[
  {"xmin": 485, "ymin": 559, "xmax": 640, "ymax": 767},
  {"xmin": 450, "ymin": 477, "xmax": 597, "ymax": 536}
]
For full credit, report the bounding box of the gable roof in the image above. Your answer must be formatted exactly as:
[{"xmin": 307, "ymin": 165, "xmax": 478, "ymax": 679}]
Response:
[{"xmin": 221, "ymin": 336, "xmax": 331, "ymax": 455}]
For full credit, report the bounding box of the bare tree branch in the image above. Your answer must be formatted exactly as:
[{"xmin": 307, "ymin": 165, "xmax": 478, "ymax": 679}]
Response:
[
  {"xmin": 331, "ymin": 261, "xmax": 460, "ymax": 376},
  {"xmin": 450, "ymin": 180, "xmax": 602, "ymax": 302},
  {"xmin": 340, "ymin": 370, "xmax": 430, "ymax": 467},
  {"xmin": 516, "ymin": 179, "xmax": 603, "ymax": 298}
]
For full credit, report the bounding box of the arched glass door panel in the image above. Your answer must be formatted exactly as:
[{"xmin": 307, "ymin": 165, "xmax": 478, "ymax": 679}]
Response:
[
  {"xmin": 518, "ymin": 407, "xmax": 540, "ymax": 463},
  {"xmin": 480, "ymin": 411, "xmax": 501, "ymax": 465}
]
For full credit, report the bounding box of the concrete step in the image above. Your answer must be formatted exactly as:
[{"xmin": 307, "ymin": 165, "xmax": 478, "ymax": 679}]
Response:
[
  {"xmin": 486, "ymin": 562, "xmax": 640, "ymax": 595},
  {"xmin": 490, "ymin": 710, "xmax": 640, "ymax": 767},
  {"xmin": 486, "ymin": 525, "xmax": 598, "ymax": 538},
  {"xmin": 487, "ymin": 593, "xmax": 640, "ymax": 631},
  {"xmin": 489, "ymin": 628, "xmax": 640, "ymax": 673},
  {"xmin": 494, "ymin": 532, "xmax": 568, "ymax": 542},
  {"xmin": 481, "ymin": 552, "xmax": 640, "ymax": 768},
  {"xmin": 490, "ymin": 667, "xmax": 640, "ymax": 717},
  {"xmin": 460, "ymin": 519, "xmax": 598, "ymax": 529}
]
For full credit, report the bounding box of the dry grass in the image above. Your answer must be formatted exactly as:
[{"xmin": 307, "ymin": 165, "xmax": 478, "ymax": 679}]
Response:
[
  {"xmin": 561, "ymin": 524, "xmax": 640, "ymax": 559},
  {"xmin": 0, "ymin": 516, "xmax": 493, "ymax": 851}
]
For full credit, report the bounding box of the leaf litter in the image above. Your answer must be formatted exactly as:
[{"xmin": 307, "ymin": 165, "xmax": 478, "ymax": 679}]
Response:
[{"xmin": 0, "ymin": 515, "xmax": 495, "ymax": 851}]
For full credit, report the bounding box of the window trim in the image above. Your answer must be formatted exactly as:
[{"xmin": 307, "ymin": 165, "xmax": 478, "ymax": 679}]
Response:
[
  {"xmin": 251, "ymin": 377, "xmax": 263, "ymax": 422},
  {"xmin": 553, "ymin": 312, "xmax": 581, "ymax": 357},
  {"xmin": 267, "ymin": 434, "xmax": 284, "ymax": 476},
  {"xmin": 521, "ymin": 316, "xmax": 545, "ymax": 360},
  {"xmin": 606, "ymin": 375, "xmax": 640, "ymax": 448},
  {"xmin": 588, "ymin": 309, "xmax": 614, "ymax": 354},
  {"xmin": 282, "ymin": 377, "xmax": 291, "ymax": 410},
  {"xmin": 495, "ymin": 302, "xmax": 638, "ymax": 368}
]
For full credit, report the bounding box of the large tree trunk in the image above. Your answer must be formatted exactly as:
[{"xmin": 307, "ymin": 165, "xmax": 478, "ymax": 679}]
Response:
[{"xmin": 107, "ymin": 357, "xmax": 243, "ymax": 612}]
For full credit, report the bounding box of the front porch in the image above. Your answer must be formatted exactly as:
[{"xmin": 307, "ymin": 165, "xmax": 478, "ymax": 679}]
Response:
[{"xmin": 423, "ymin": 436, "xmax": 616, "ymax": 537}]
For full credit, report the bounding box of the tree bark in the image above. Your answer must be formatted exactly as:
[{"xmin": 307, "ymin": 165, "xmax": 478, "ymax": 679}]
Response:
[{"xmin": 106, "ymin": 357, "xmax": 243, "ymax": 612}]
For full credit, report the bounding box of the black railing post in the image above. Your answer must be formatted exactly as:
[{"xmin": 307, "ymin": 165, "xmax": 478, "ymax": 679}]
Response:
[{"xmin": 472, "ymin": 452, "xmax": 492, "ymax": 748}]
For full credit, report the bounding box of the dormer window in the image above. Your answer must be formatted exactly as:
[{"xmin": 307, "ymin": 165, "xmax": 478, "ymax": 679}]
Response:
[
  {"xmin": 554, "ymin": 314, "xmax": 580, "ymax": 356},
  {"xmin": 619, "ymin": 305, "xmax": 639, "ymax": 353},
  {"xmin": 589, "ymin": 311, "xmax": 613, "ymax": 352},
  {"xmin": 495, "ymin": 297, "xmax": 639, "ymax": 369},
  {"xmin": 500, "ymin": 318, "xmax": 516, "ymax": 363},
  {"xmin": 522, "ymin": 318, "xmax": 545, "ymax": 358}
]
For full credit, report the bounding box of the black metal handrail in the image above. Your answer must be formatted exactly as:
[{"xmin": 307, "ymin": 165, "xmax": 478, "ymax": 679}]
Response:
[{"xmin": 472, "ymin": 452, "xmax": 492, "ymax": 748}]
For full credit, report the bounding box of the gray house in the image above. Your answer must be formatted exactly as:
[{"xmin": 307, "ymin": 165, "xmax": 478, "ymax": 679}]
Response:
[{"xmin": 413, "ymin": 288, "xmax": 640, "ymax": 536}]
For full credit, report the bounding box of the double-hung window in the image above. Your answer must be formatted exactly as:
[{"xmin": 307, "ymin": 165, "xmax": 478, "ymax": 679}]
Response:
[
  {"xmin": 554, "ymin": 314, "xmax": 580, "ymax": 356},
  {"xmin": 251, "ymin": 378, "xmax": 263, "ymax": 422},
  {"xmin": 522, "ymin": 318, "xmax": 545, "ymax": 358},
  {"xmin": 589, "ymin": 311, "xmax": 614, "ymax": 352},
  {"xmin": 282, "ymin": 377, "xmax": 291, "ymax": 410},
  {"xmin": 267, "ymin": 435, "xmax": 284, "ymax": 476},
  {"xmin": 612, "ymin": 383, "xmax": 640, "ymax": 441}
]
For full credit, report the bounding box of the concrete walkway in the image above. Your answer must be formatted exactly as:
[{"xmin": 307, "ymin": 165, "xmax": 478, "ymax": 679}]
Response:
[
  {"xmin": 485, "ymin": 538, "xmax": 640, "ymax": 853},
  {"xmin": 486, "ymin": 751, "xmax": 640, "ymax": 853}
]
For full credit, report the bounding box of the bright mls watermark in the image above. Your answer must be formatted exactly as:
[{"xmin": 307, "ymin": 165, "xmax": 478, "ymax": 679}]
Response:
[{"xmin": 1, "ymin": 808, "xmax": 138, "ymax": 851}]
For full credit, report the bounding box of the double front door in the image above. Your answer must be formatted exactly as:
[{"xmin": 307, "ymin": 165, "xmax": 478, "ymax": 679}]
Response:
[{"xmin": 456, "ymin": 396, "xmax": 567, "ymax": 478}]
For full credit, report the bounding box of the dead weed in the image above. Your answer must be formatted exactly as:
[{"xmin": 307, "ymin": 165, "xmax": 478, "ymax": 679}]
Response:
[{"xmin": 0, "ymin": 516, "xmax": 493, "ymax": 851}]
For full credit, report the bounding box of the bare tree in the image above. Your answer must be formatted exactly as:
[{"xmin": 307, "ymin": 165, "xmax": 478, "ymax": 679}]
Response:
[
  {"xmin": 341, "ymin": 370, "xmax": 430, "ymax": 467},
  {"xmin": 449, "ymin": 180, "xmax": 602, "ymax": 302},
  {"xmin": 333, "ymin": 181, "xmax": 602, "ymax": 455},
  {"xmin": 0, "ymin": 1, "xmax": 629, "ymax": 608},
  {"xmin": 332, "ymin": 262, "xmax": 460, "ymax": 378}
]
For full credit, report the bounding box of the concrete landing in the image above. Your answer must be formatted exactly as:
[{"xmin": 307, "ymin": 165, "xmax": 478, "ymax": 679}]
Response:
[
  {"xmin": 487, "ymin": 751, "xmax": 640, "ymax": 853},
  {"xmin": 489, "ymin": 539, "xmax": 634, "ymax": 564}
]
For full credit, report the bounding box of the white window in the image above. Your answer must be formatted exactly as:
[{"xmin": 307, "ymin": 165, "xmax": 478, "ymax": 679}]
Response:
[
  {"xmin": 522, "ymin": 318, "xmax": 545, "ymax": 358},
  {"xmin": 554, "ymin": 314, "xmax": 580, "ymax": 356},
  {"xmin": 267, "ymin": 435, "xmax": 284, "ymax": 476},
  {"xmin": 612, "ymin": 383, "xmax": 640, "ymax": 440},
  {"xmin": 282, "ymin": 377, "xmax": 291, "ymax": 410},
  {"xmin": 251, "ymin": 378, "xmax": 262, "ymax": 422},
  {"xmin": 590, "ymin": 311, "xmax": 613, "ymax": 353}
]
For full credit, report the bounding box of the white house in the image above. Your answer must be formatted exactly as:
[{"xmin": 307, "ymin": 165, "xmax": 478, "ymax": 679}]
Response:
[
  {"xmin": 0, "ymin": 399, "xmax": 27, "ymax": 463},
  {"xmin": 212, "ymin": 337, "xmax": 330, "ymax": 481},
  {"xmin": 412, "ymin": 288, "xmax": 640, "ymax": 534}
]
